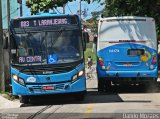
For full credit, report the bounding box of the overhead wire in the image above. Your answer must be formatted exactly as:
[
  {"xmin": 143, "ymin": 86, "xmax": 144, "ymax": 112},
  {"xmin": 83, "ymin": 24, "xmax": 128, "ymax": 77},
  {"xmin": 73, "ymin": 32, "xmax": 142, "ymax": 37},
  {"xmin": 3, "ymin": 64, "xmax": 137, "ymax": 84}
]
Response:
[
  {"xmin": 4, "ymin": 2, "xmax": 102, "ymax": 19},
  {"xmin": 2, "ymin": 3, "xmax": 27, "ymax": 20},
  {"xmin": 67, "ymin": 3, "xmax": 73, "ymax": 14},
  {"xmin": 55, "ymin": 8, "xmax": 63, "ymax": 14}
]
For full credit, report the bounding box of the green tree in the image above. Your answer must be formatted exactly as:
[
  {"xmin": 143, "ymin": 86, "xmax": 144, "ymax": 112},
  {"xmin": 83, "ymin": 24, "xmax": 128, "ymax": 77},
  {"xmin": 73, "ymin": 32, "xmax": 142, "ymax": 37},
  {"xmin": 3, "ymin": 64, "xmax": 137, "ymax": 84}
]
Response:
[
  {"xmin": 86, "ymin": 11, "xmax": 101, "ymax": 33},
  {"xmin": 102, "ymin": 0, "xmax": 160, "ymax": 35},
  {"xmin": 26, "ymin": 0, "xmax": 100, "ymax": 15}
]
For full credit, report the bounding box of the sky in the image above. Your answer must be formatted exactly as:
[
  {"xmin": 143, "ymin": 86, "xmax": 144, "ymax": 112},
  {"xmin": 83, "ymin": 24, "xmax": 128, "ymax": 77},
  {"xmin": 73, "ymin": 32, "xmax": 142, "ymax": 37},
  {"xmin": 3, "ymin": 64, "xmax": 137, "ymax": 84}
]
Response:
[{"xmin": 22, "ymin": 0, "xmax": 105, "ymax": 20}]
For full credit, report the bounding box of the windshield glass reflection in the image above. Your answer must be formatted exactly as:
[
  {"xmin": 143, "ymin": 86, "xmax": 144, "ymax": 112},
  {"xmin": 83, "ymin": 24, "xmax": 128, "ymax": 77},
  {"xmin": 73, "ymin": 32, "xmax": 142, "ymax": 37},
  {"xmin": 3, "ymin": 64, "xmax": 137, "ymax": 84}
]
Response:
[{"xmin": 11, "ymin": 30, "xmax": 83, "ymax": 65}]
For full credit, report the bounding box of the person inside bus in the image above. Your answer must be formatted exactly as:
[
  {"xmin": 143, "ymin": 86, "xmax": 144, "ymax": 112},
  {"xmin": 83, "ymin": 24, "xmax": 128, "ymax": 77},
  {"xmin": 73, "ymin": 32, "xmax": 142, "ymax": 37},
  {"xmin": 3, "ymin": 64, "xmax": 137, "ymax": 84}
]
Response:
[
  {"xmin": 17, "ymin": 41, "xmax": 27, "ymax": 56},
  {"xmin": 60, "ymin": 38, "xmax": 78, "ymax": 56}
]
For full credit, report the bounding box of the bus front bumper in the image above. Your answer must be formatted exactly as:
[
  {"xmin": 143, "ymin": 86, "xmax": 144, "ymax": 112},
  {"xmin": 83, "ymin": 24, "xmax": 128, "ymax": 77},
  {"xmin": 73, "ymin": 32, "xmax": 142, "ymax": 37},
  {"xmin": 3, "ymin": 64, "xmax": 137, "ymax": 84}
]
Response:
[
  {"xmin": 12, "ymin": 77, "xmax": 86, "ymax": 96},
  {"xmin": 97, "ymin": 69, "xmax": 158, "ymax": 81}
]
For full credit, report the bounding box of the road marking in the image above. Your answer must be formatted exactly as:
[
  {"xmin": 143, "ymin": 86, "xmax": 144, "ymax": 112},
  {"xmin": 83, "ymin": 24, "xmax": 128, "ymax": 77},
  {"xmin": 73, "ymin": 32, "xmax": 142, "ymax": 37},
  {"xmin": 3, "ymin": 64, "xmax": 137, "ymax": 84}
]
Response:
[{"xmin": 83, "ymin": 104, "xmax": 94, "ymax": 118}]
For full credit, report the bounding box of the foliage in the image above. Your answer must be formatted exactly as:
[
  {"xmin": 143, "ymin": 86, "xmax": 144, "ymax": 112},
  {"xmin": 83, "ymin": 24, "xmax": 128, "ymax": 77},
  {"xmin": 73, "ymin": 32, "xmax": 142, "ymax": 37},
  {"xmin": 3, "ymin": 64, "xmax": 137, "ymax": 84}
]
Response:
[
  {"xmin": 86, "ymin": 1, "xmax": 104, "ymax": 34},
  {"xmin": 102, "ymin": 0, "xmax": 160, "ymax": 35},
  {"xmin": 85, "ymin": 10, "xmax": 102, "ymax": 34},
  {"xmin": 85, "ymin": 42, "xmax": 96, "ymax": 62},
  {"xmin": 87, "ymin": 11, "xmax": 101, "ymax": 33},
  {"xmin": 0, "ymin": 91, "xmax": 16, "ymax": 100},
  {"xmin": 26, "ymin": 0, "xmax": 100, "ymax": 15}
]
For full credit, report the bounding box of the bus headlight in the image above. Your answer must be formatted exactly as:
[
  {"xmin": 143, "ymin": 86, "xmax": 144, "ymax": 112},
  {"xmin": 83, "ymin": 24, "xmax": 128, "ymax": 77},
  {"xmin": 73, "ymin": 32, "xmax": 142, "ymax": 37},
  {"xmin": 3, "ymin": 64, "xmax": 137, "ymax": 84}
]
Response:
[
  {"xmin": 12, "ymin": 74, "xmax": 25, "ymax": 86},
  {"xmin": 78, "ymin": 70, "xmax": 84, "ymax": 77},
  {"xmin": 72, "ymin": 75, "xmax": 78, "ymax": 81},
  {"xmin": 19, "ymin": 78, "xmax": 25, "ymax": 86},
  {"xmin": 13, "ymin": 75, "xmax": 18, "ymax": 82},
  {"xmin": 72, "ymin": 70, "xmax": 84, "ymax": 82}
]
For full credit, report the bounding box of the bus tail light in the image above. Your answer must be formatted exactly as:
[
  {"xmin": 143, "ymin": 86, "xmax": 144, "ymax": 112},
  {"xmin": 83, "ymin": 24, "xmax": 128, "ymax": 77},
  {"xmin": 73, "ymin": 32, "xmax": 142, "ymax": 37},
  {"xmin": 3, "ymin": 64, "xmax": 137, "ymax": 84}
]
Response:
[
  {"xmin": 99, "ymin": 57, "xmax": 103, "ymax": 61},
  {"xmin": 99, "ymin": 61, "xmax": 104, "ymax": 66},
  {"xmin": 151, "ymin": 56, "xmax": 157, "ymax": 65},
  {"xmin": 98, "ymin": 57, "xmax": 104, "ymax": 66}
]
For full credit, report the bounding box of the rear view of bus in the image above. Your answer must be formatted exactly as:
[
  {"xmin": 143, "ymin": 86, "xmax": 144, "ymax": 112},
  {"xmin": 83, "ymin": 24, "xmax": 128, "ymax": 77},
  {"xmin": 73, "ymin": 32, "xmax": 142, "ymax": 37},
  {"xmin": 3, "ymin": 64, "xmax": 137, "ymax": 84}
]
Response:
[{"xmin": 97, "ymin": 16, "xmax": 158, "ymax": 92}]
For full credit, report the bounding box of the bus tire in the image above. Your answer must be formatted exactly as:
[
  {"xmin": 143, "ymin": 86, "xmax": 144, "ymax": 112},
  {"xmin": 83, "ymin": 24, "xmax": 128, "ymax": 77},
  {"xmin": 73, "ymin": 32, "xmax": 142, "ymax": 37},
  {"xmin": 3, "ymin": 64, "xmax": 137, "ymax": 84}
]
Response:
[
  {"xmin": 104, "ymin": 80, "xmax": 112, "ymax": 92},
  {"xmin": 20, "ymin": 96, "xmax": 29, "ymax": 104},
  {"xmin": 98, "ymin": 78, "xmax": 104, "ymax": 92}
]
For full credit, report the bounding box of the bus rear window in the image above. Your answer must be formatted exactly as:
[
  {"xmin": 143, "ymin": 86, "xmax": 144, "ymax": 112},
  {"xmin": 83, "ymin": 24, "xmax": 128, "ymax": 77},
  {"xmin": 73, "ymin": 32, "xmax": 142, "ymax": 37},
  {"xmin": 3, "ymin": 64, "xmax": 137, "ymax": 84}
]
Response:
[{"xmin": 127, "ymin": 49, "xmax": 144, "ymax": 56}]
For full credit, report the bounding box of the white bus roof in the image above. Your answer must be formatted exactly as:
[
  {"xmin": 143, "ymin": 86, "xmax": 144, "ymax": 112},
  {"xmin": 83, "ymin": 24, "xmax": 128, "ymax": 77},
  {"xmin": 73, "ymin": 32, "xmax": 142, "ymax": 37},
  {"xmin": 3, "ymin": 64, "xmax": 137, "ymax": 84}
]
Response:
[
  {"xmin": 98, "ymin": 16, "xmax": 157, "ymax": 50},
  {"xmin": 99, "ymin": 16, "xmax": 154, "ymax": 21}
]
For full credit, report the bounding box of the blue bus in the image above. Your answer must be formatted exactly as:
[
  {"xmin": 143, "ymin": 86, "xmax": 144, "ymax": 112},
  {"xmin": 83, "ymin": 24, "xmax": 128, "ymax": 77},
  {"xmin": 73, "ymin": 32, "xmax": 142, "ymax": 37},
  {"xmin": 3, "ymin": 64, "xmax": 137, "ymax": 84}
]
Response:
[
  {"xmin": 8, "ymin": 13, "xmax": 88, "ymax": 103},
  {"xmin": 97, "ymin": 16, "xmax": 158, "ymax": 92}
]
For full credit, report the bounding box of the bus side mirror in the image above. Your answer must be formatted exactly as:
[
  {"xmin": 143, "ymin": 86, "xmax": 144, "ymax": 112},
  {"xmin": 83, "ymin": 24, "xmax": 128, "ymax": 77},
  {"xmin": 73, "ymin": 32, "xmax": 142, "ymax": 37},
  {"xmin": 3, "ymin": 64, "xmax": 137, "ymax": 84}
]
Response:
[
  {"xmin": 3, "ymin": 36, "xmax": 9, "ymax": 49},
  {"xmin": 82, "ymin": 32, "xmax": 89, "ymax": 51},
  {"xmin": 83, "ymin": 32, "xmax": 89, "ymax": 43}
]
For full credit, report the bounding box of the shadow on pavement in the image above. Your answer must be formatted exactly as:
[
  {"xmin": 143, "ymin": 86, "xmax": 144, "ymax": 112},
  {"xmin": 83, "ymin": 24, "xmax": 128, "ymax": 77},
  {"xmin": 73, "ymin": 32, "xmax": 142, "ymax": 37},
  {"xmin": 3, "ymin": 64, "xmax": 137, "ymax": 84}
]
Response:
[
  {"xmin": 20, "ymin": 83, "xmax": 158, "ymax": 107},
  {"xmin": 20, "ymin": 92, "xmax": 123, "ymax": 107},
  {"xmin": 106, "ymin": 83, "xmax": 160, "ymax": 93}
]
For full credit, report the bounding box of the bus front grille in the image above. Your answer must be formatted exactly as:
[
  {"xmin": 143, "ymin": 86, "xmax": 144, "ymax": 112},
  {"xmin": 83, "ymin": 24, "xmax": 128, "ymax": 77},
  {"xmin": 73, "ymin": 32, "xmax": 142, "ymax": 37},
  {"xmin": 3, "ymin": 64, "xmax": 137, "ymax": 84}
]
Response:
[
  {"xmin": 20, "ymin": 65, "xmax": 74, "ymax": 75},
  {"xmin": 12, "ymin": 60, "xmax": 82, "ymax": 75}
]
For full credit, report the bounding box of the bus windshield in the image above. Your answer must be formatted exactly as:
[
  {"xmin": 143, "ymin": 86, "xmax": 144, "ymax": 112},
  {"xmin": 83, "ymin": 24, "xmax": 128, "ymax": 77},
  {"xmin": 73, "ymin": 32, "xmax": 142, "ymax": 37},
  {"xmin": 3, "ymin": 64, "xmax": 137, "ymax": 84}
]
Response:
[{"xmin": 11, "ymin": 30, "xmax": 83, "ymax": 65}]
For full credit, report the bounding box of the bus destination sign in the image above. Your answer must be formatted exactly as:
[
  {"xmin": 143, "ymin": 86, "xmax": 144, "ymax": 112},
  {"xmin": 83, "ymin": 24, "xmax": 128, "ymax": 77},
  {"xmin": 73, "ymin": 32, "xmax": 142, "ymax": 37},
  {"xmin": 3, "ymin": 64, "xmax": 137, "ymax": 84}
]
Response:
[{"xmin": 13, "ymin": 16, "xmax": 77, "ymax": 28}]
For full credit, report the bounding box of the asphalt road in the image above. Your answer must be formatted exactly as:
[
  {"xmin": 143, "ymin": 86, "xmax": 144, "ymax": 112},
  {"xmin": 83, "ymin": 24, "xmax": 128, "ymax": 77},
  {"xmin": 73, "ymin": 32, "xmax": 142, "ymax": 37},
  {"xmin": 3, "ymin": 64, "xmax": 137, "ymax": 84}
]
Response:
[{"xmin": 0, "ymin": 71, "xmax": 160, "ymax": 119}]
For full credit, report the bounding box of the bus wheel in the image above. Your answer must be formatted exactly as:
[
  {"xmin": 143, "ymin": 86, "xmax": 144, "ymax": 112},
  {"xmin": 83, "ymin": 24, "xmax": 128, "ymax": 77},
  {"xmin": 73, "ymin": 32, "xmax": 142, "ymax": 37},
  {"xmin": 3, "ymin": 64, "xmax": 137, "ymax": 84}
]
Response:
[
  {"xmin": 98, "ymin": 78, "xmax": 104, "ymax": 92},
  {"xmin": 20, "ymin": 96, "xmax": 29, "ymax": 104},
  {"xmin": 104, "ymin": 80, "xmax": 112, "ymax": 92},
  {"xmin": 74, "ymin": 92, "xmax": 86, "ymax": 101}
]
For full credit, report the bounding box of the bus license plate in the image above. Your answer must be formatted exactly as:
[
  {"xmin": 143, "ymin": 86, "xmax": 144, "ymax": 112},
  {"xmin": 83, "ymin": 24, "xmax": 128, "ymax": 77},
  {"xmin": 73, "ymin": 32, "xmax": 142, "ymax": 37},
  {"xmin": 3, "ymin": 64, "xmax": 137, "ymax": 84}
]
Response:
[
  {"xmin": 124, "ymin": 63, "xmax": 132, "ymax": 66},
  {"xmin": 42, "ymin": 86, "xmax": 55, "ymax": 90}
]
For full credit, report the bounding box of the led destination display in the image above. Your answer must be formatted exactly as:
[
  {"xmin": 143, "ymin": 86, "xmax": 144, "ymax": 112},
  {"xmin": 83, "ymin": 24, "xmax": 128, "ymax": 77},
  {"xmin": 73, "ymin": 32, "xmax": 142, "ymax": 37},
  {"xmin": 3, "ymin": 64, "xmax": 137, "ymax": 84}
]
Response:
[{"xmin": 13, "ymin": 16, "xmax": 78, "ymax": 28}]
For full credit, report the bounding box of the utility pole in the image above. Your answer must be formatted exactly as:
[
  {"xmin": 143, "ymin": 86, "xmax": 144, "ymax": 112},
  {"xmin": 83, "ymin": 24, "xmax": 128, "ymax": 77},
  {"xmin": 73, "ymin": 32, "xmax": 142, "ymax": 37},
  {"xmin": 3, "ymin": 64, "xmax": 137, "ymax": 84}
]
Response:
[
  {"xmin": 6, "ymin": 0, "xmax": 11, "ymax": 92},
  {"xmin": 17, "ymin": 0, "xmax": 22, "ymax": 16},
  {"xmin": 20, "ymin": 4, "xmax": 22, "ymax": 16},
  {"xmin": 0, "ymin": 0, "xmax": 5, "ymax": 91},
  {"xmin": 79, "ymin": 0, "xmax": 81, "ymax": 20},
  {"xmin": 63, "ymin": 4, "xmax": 65, "ymax": 14},
  {"xmin": 7, "ymin": 0, "xmax": 10, "ymax": 28}
]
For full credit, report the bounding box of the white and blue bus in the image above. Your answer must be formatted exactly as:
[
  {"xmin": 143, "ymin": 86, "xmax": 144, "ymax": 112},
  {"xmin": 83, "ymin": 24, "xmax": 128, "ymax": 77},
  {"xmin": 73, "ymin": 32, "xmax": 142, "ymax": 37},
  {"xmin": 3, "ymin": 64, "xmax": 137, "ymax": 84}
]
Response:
[
  {"xmin": 8, "ymin": 13, "xmax": 88, "ymax": 103},
  {"xmin": 97, "ymin": 16, "xmax": 158, "ymax": 92}
]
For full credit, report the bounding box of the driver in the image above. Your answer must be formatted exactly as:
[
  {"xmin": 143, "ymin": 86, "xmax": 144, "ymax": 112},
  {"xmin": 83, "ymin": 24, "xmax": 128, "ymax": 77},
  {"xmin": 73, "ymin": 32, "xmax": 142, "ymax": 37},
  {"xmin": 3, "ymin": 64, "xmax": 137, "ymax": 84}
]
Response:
[
  {"xmin": 60, "ymin": 40, "xmax": 76, "ymax": 54},
  {"xmin": 18, "ymin": 41, "xmax": 27, "ymax": 56}
]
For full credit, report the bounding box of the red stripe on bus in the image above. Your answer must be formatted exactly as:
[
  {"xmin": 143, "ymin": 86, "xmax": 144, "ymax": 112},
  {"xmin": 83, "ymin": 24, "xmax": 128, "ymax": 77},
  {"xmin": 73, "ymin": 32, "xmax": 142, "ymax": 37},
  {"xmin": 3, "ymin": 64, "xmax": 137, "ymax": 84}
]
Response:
[{"xmin": 108, "ymin": 40, "xmax": 147, "ymax": 43}]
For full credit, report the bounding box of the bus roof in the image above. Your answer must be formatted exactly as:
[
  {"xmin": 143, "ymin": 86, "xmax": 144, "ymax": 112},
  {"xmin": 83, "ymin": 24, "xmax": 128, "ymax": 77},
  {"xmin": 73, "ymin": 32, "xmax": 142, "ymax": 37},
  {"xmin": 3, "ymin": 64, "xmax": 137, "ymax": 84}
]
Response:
[
  {"xmin": 12, "ymin": 13, "xmax": 79, "ymax": 20},
  {"xmin": 99, "ymin": 16, "xmax": 154, "ymax": 22}
]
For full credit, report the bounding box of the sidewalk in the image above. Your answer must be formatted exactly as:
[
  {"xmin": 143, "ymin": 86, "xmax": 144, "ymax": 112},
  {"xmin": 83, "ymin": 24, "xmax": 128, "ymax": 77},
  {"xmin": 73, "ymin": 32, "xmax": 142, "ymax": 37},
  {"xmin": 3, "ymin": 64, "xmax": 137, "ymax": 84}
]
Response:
[
  {"xmin": 85, "ymin": 64, "xmax": 97, "ymax": 89},
  {"xmin": 0, "ymin": 95, "xmax": 21, "ymax": 109}
]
